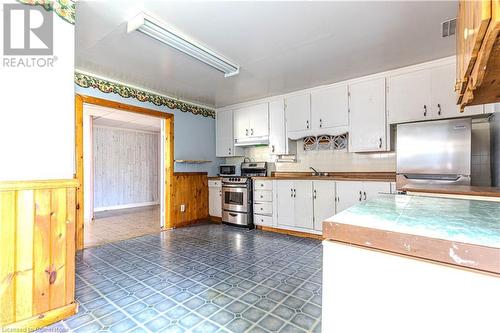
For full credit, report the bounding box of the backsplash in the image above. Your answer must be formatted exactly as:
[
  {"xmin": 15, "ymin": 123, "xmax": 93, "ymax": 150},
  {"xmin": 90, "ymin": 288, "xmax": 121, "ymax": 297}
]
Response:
[{"xmin": 226, "ymin": 140, "xmax": 396, "ymax": 173}]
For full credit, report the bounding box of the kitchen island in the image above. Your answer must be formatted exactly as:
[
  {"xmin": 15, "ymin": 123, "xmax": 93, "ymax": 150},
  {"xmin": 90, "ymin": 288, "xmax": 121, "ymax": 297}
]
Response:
[{"xmin": 322, "ymin": 194, "xmax": 500, "ymax": 333}]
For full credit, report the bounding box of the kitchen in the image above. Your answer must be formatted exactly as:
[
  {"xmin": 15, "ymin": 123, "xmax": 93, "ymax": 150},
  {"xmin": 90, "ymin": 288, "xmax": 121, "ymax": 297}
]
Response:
[{"xmin": 0, "ymin": 1, "xmax": 499, "ymax": 333}]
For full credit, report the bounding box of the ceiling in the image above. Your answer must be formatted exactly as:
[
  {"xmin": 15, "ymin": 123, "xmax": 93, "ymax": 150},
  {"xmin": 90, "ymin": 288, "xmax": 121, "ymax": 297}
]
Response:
[
  {"xmin": 76, "ymin": 1, "xmax": 457, "ymax": 108},
  {"xmin": 85, "ymin": 104, "xmax": 162, "ymax": 132}
]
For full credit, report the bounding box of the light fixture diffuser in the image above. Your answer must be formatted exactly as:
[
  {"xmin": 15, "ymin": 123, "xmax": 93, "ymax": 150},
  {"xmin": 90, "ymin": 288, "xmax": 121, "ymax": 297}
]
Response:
[{"xmin": 127, "ymin": 12, "xmax": 240, "ymax": 77}]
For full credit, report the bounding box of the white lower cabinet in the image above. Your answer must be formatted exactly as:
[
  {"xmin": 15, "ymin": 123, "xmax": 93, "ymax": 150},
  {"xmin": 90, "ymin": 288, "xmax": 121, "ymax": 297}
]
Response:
[
  {"xmin": 293, "ymin": 181, "xmax": 314, "ymax": 230},
  {"xmin": 336, "ymin": 181, "xmax": 391, "ymax": 213},
  {"xmin": 208, "ymin": 179, "xmax": 222, "ymax": 218},
  {"xmin": 253, "ymin": 179, "xmax": 274, "ymax": 227},
  {"xmin": 312, "ymin": 181, "xmax": 336, "ymax": 231}
]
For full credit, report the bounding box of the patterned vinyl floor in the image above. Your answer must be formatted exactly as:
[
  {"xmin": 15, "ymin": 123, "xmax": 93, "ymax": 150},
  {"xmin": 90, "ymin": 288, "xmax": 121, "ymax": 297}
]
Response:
[{"xmin": 40, "ymin": 223, "xmax": 323, "ymax": 333}]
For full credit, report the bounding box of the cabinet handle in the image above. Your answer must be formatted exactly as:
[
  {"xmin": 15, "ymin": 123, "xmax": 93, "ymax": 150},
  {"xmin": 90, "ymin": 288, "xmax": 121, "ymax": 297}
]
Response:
[
  {"xmin": 423, "ymin": 105, "xmax": 427, "ymax": 116},
  {"xmin": 306, "ymin": 120, "xmax": 309, "ymax": 129},
  {"xmin": 359, "ymin": 191, "xmax": 362, "ymax": 201},
  {"xmin": 437, "ymin": 104, "xmax": 441, "ymax": 116},
  {"xmin": 291, "ymin": 188, "xmax": 294, "ymax": 197},
  {"xmin": 363, "ymin": 191, "xmax": 367, "ymax": 200},
  {"xmin": 319, "ymin": 119, "xmax": 322, "ymax": 128},
  {"xmin": 313, "ymin": 189, "xmax": 317, "ymax": 199},
  {"xmin": 246, "ymin": 129, "xmax": 248, "ymax": 136},
  {"xmin": 293, "ymin": 189, "xmax": 296, "ymax": 198},
  {"xmin": 251, "ymin": 128, "xmax": 254, "ymax": 135},
  {"xmin": 271, "ymin": 145, "xmax": 275, "ymax": 153},
  {"xmin": 379, "ymin": 138, "xmax": 382, "ymax": 149}
]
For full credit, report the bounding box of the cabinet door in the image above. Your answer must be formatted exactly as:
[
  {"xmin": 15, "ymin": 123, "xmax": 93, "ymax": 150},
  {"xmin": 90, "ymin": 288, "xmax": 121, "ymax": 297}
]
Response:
[
  {"xmin": 269, "ymin": 100, "xmax": 287, "ymax": 155},
  {"xmin": 335, "ymin": 181, "xmax": 363, "ymax": 213},
  {"xmin": 233, "ymin": 108, "xmax": 249, "ymax": 140},
  {"xmin": 311, "ymin": 85, "xmax": 349, "ymax": 130},
  {"xmin": 248, "ymin": 103, "xmax": 269, "ymax": 137},
  {"xmin": 285, "ymin": 94, "xmax": 311, "ymax": 133},
  {"xmin": 276, "ymin": 181, "xmax": 295, "ymax": 227},
  {"xmin": 216, "ymin": 110, "xmax": 233, "ymax": 157},
  {"xmin": 430, "ymin": 63, "xmax": 463, "ymax": 119},
  {"xmin": 349, "ymin": 78, "xmax": 387, "ymax": 152},
  {"xmin": 209, "ymin": 187, "xmax": 222, "ymax": 217},
  {"xmin": 387, "ymin": 69, "xmax": 432, "ymax": 124},
  {"xmin": 362, "ymin": 182, "xmax": 391, "ymax": 201},
  {"xmin": 294, "ymin": 181, "xmax": 314, "ymax": 229},
  {"xmin": 313, "ymin": 181, "xmax": 336, "ymax": 231}
]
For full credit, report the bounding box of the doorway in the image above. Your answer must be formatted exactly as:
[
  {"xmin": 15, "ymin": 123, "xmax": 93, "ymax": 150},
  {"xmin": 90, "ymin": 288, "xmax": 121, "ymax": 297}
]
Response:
[{"xmin": 75, "ymin": 95, "xmax": 174, "ymax": 250}]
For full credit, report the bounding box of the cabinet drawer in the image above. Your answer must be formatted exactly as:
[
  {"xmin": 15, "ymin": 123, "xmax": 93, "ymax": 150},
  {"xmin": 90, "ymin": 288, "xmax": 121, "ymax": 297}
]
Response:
[
  {"xmin": 254, "ymin": 214, "xmax": 273, "ymax": 226},
  {"xmin": 208, "ymin": 180, "xmax": 221, "ymax": 188},
  {"xmin": 254, "ymin": 202, "xmax": 272, "ymax": 215},
  {"xmin": 254, "ymin": 180, "xmax": 273, "ymax": 190},
  {"xmin": 254, "ymin": 190, "xmax": 273, "ymax": 202}
]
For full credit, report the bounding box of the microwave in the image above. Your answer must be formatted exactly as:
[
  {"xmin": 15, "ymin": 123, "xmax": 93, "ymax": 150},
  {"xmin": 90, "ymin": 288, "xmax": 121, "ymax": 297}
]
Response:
[{"xmin": 219, "ymin": 164, "xmax": 240, "ymax": 176}]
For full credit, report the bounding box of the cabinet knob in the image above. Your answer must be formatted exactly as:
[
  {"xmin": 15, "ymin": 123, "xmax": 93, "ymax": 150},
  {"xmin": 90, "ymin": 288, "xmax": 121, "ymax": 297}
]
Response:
[
  {"xmin": 359, "ymin": 191, "xmax": 362, "ymax": 201},
  {"xmin": 437, "ymin": 104, "xmax": 441, "ymax": 116},
  {"xmin": 251, "ymin": 128, "xmax": 254, "ymax": 135},
  {"xmin": 271, "ymin": 145, "xmax": 275, "ymax": 153},
  {"xmin": 246, "ymin": 129, "xmax": 248, "ymax": 136},
  {"xmin": 363, "ymin": 191, "xmax": 367, "ymax": 200},
  {"xmin": 423, "ymin": 105, "xmax": 427, "ymax": 116},
  {"xmin": 379, "ymin": 138, "xmax": 382, "ymax": 149},
  {"xmin": 319, "ymin": 119, "xmax": 322, "ymax": 128},
  {"xmin": 313, "ymin": 189, "xmax": 317, "ymax": 199},
  {"xmin": 291, "ymin": 188, "xmax": 294, "ymax": 197},
  {"xmin": 306, "ymin": 120, "xmax": 309, "ymax": 129}
]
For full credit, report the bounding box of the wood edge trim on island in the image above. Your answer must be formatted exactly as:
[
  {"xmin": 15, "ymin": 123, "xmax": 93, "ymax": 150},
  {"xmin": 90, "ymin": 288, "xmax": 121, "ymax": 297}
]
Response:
[
  {"xmin": 322, "ymin": 222, "xmax": 500, "ymax": 275},
  {"xmin": 1, "ymin": 303, "xmax": 77, "ymax": 332},
  {"xmin": 0, "ymin": 179, "xmax": 79, "ymax": 191},
  {"xmin": 75, "ymin": 94, "xmax": 174, "ymax": 249},
  {"xmin": 256, "ymin": 225, "xmax": 324, "ymax": 240}
]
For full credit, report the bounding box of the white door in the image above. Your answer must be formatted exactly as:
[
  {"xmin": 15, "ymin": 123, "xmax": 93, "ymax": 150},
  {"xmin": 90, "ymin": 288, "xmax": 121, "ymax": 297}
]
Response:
[
  {"xmin": 233, "ymin": 108, "xmax": 249, "ymax": 140},
  {"xmin": 216, "ymin": 110, "xmax": 233, "ymax": 157},
  {"xmin": 349, "ymin": 78, "xmax": 387, "ymax": 152},
  {"xmin": 313, "ymin": 181, "xmax": 336, "ymax": 231},
  {"xmin": 311, "ymin": 85, "xmax": 349, "ymax": 130},
  {"xmin": 248, "ymin": 103, "xmax": 269, "ymax": 137},
  {"xmin": 208, "ymin": 187, "xmax": 222, "ymax": 217},
  {"xmin": 285, "ymin": 94, "xmax": 311, "ymax": 133},
  {"xmin": 387, "ymin": 69, "xmax": 432, "ymax": 124},
  {"xmin": 269, "ymin": 99, "xmax": 287, "ymax": 155},
  {"xmin": 335, "ymin": 181, "xmax": 363, "ymax": 213},
  {"xmin": 276, "ymin": 181, "xmax": 295, "ymax": 227},
  {"xmin": 362, "ymin": 182, "xmax": 391, "ymax": 201},
  {"xmin": 294, "ymin": 180, "xmax": 314, "ymax": 229}
]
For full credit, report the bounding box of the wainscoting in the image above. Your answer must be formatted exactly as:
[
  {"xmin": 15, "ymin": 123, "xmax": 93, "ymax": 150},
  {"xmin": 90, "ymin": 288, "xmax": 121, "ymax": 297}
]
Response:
[
  {"xmin": 0, "ymin": 179, "xmax": 78, "ymax": 331},
  {"xmin": 172, "ymin": 172, "xmax": 209, "ymax": 227}
]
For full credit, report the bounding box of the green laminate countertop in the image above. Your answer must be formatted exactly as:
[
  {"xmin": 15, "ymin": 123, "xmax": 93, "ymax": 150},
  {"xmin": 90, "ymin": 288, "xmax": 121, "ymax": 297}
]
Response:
[{"xmin": 324, "ymin": 194, "xmax": 500, "ymax": 249}]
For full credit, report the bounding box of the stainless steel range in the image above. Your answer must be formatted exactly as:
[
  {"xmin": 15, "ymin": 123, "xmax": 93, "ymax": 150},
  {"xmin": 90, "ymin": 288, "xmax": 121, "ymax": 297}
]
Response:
[{"xmin": 221, "ymin": 162, "xmax": 267, "ymax": 228}]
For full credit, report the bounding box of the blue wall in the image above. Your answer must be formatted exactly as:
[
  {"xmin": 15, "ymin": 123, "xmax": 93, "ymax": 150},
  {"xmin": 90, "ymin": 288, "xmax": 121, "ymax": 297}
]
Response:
[{"xmin": 75, "ymin": 85, "xmax": 222, "ymax": 176}]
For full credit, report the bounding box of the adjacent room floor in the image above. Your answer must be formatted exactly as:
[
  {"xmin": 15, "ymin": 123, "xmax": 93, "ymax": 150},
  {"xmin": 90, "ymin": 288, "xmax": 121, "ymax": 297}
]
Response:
[
  {"xmin": 84, "ymin": 205, "xmax": 160, "ymax": 248},
  {"xmin": 44, "ymin": 224, "xmax": 322, "ymax": 333}
]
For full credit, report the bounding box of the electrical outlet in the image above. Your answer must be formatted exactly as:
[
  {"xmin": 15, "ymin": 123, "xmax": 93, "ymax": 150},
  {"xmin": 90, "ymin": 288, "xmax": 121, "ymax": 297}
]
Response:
[{"xmin": 180, "ymin": 204, "xmax": 185, "ymax": 212}]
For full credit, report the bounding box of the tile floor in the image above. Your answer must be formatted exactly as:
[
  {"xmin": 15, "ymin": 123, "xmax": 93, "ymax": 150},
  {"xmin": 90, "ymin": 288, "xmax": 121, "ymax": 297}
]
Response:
[
  {"xmin": 42, "ymin": 223, "xmax": 322, "ymax": 333},
  {"xmin": 84, "ymin": 205, "xmax": 160, "ymax": 248}
]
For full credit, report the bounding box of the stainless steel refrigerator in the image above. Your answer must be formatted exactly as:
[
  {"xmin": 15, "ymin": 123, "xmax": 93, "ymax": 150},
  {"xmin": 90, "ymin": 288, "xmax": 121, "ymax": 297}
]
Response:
[{"xmin": 396, "ymin": 118, "xmax": 471, "ymax": 189}]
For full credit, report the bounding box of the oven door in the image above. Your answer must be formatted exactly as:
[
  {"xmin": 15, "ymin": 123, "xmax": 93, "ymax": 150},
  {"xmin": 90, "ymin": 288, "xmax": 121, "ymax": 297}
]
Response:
[{"xmin": 222, "ymin": 186, "xmax": 248, "ymax": 212}]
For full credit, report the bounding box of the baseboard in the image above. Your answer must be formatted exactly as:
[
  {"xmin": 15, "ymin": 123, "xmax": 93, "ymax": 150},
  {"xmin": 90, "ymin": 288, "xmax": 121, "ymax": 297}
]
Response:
[
  {"xmin": 256, "ymin": 225, "xmax": 324, "ymax": 240},
  {"xmin": 170, "ymin": 217, "xmax": 211, "ymax": 229},
  {"xmin": 94, "ymin": 201, "xmax": 159, "ymax": 212},
  {"xmin": 1, "ymin": 303, "xmax": 78, "ymax": 332},
  {"xmin": 209, "ymin": 216, "xmax": 222, "ymax": 223}
]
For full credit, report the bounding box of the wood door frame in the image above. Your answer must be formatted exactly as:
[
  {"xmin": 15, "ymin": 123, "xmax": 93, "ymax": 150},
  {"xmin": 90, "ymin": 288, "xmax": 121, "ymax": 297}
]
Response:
[{"xmin": 75, "ymin": 95, "xmax": 174, "ymax": 250}]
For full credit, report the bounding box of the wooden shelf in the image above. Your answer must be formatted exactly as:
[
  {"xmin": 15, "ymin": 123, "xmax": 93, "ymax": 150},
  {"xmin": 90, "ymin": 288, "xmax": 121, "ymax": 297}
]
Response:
[{"xmin": 174, "ymin": 160, "xmax": 212, "ymax": 164}]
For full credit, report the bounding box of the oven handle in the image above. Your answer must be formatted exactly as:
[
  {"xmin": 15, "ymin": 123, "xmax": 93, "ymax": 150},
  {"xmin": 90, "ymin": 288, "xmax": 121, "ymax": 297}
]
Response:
[
  {"xmin": 222, "ymin": 184, "xmax": 247, "ymax": 189},
  {"xmin": 228, "ymin": 212, "xmax": 238, "ymax": 217}
]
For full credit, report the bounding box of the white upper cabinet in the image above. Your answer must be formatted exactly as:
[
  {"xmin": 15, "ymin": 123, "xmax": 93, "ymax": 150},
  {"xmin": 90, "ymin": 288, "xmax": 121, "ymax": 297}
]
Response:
[
  {"xmin": 311, "ymin": 85, "xmax": 349, "ymax": 130},
  {"xmin": 388, "ymin": 62, "xmax": 486, "ymax": 124},
  {"xmin": 269, "ymin": 100, "xmax": 296, "ymax": 155},
  {"xmin": 233, "ymin": 103, "xmax": 269, "ymax": 142},
  {"xmin": 216, "ymin": 110, "xmax": 243, "ymax": 157},
  {"xmin": 285, "ymin": 94, "xmax": 311, "ymax": 133},
  {"xmin": 387, "ymin": 69, "xmax": 432, "ymax": 124},
  {"xmin": 349, "ymin": 78, "xmax": 388, "ymax": 152}
]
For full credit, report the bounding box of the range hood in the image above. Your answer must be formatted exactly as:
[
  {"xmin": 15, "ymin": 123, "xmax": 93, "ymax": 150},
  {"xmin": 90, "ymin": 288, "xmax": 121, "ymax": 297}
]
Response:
[{"xmin": 234, "ymin": 136, "xmax": 269, "ymax": 147}]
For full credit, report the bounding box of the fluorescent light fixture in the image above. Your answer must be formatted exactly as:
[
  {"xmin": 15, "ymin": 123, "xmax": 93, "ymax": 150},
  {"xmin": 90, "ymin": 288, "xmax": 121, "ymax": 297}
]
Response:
[{"xmin": 127, "ymin": 12, "xmax": 240, "ymax": 77}]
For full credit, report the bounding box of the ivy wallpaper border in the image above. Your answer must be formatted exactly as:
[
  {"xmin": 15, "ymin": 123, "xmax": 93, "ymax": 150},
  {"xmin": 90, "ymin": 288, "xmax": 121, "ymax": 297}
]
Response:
[
  {"xmin": 17, "ymin": 0, "xmax": 76, "ymax": 24},
  {"xmin": 75, "ymin": 73, "xmax": 216, "ymax": 119}
]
